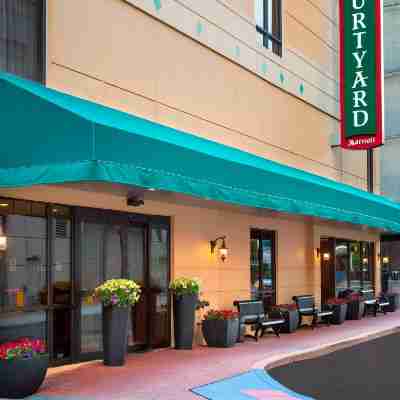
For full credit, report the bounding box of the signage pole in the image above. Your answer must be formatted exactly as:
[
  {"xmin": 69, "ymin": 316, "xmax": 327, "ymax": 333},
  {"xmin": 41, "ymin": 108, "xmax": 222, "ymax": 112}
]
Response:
[{"xmin": 367, "ymin": 149, "xmax": 374, "ymax": 193}]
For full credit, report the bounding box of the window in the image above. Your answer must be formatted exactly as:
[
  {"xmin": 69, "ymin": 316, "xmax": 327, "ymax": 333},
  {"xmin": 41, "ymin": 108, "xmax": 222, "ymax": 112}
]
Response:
[
  {"xmin": 381, "ymin": 236, "xmax": 400, "ymax": 294},
  {"xmin": 250, "ymin": 229, "xmax": 276, "ymax": 306},
  {"xmin": 255, "ymin": 0, "xmax": 282, "ymax": 57},
  {"xmin": 0, "ymin": 0, "xmax": 45, "ymax": 82},
  {"xmin": 334, "ymin": 240, "xmax": 374, "ymax": 295}
]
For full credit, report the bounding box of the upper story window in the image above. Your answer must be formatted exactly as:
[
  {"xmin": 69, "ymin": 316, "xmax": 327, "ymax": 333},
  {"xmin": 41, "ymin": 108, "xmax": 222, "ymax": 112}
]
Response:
[
  {"xmin": 255, "ymin": 0, "xmax": 282, "ymax": 57},
  {"xmin": 0, "ymin": 0, "xmax": 45, "ymax": 82}
]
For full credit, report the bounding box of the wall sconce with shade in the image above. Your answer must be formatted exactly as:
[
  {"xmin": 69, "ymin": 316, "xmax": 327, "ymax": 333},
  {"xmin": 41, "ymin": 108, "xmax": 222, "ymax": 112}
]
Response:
[
  {"xmin": 210, "ymin": 236, "xmax": 228, "ymax": 262},
  {"xmin": 322, "ymin": 252, "xmax": 331, "ymax": 262},
  {"xmin": 382, "ymin": 256, "xmax": 390, "ymax": 265},
  {"xmin": 0, "ymin": 216, "xmax": 6, "ymax": 252},
  {"xmin": 362, "ymin": 257, "xmax": 369, "ymax": 265},
  {"xmin": 0, "ymin": 235, "xmax": 6, "ymax": 252}
]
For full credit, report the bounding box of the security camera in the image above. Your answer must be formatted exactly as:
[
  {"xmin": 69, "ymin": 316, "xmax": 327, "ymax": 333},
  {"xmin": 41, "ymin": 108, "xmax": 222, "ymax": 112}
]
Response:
[{"xmin": 127, "ymin": 196, "xmax": 144, "ymax": 207}]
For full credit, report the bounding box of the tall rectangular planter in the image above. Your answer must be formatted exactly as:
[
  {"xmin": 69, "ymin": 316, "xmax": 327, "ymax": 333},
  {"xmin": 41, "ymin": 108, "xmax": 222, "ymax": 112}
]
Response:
[
  {"xmin": 202, "ymin": 319, "xmax": 239, "ymax": 348},
  {"xmin": 330, "ymin": 303, "xmax": 348, "ymax": 325},
  {"xmin": 346, "ymin": 301, "xmax": 364, "ymax": 320},
  {"xmin": 173, "ymin": 294, "xmax": 197, "ymax": 350}
]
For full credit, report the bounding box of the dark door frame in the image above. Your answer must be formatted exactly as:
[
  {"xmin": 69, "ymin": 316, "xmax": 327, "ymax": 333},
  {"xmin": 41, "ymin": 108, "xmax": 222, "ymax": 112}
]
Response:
[
  {"xmin": 73, "ymin": 207, "xmax": 170, "ymax": 363},
  {"xmin": 250, "ymin": 228, "xmax": 277, "ymax": 305}
]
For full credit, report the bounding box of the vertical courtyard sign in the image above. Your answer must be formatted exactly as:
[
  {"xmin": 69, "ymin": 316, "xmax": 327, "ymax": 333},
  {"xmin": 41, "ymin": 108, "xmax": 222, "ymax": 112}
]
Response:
[{"xmin": 339, "ymin": 0, "xmax": 384, "ymax": 150}]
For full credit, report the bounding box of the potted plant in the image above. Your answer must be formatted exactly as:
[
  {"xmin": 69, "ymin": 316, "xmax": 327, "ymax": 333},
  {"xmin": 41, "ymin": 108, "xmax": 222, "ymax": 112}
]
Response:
[
  {"xmin": 0, "ymin": 337, "xmax": 48, "ymax": 398},
  {"xmin": 94, "ymin": 279, "xmax": 141, "ymax": 366},
  {"xmin": 170, "ymin": 277, "xmax": 201, "ymax": 349},
  {"xmin": 202, "ymin": 310, "xmax": 239, "ymax": 348},
  {"xmin": 270, "ymin": 304, "xmax": 299, "ymax": 333},
  {"xmin": 325, "ymin": 297, "xmax": 348, "ymax": 325},
  {"xmin": 340, "ymin": 291, "xmax": 365, "ymax": 320}
]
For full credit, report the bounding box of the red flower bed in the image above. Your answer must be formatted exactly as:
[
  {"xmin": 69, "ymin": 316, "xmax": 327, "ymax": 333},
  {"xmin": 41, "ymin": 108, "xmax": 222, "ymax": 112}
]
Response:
[
  {"xmin": 204, "ymin": 309, "xmax": 239, "ymax": 320},
  {"xmin": 0, "ymin": 338, "xmax": 46, "ymax": 360},
  {"xmin": 326, "ymin": 297, "xmax": 348, "ymax": 305}
]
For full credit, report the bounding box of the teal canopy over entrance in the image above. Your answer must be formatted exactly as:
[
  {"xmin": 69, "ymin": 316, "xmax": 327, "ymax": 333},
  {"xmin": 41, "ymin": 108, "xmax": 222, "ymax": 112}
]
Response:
[{"xmin": 1, "ymin": 72, "xmax": 400, "ymax": 232}]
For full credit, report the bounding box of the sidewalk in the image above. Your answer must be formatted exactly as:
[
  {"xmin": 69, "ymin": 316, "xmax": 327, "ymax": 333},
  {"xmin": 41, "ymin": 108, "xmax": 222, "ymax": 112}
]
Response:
[{"xmin": 39, "ymin": 312, "xmax": 400, "ymax": 400}]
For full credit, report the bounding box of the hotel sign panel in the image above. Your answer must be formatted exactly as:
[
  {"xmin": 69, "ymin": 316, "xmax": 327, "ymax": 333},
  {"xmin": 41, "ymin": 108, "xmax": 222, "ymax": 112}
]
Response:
[{"xmin": 339, "ymin": 0, "xmax": 384, "ymax": 150}]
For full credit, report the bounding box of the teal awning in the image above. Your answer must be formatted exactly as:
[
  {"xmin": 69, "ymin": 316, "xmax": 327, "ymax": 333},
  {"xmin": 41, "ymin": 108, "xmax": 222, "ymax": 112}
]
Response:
[{"xmin": 1, "ymin": 72, "xmax": 400, "ymax": 232}]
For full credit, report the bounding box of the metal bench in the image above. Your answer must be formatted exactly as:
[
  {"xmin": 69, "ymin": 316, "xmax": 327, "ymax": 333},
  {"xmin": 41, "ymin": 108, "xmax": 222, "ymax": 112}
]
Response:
[
  {"xmin": 292, "ymin": 295, "xmax": 333, "ymax": 329},
  {"xmin": 233, "ymin": 300, "xmax": 285, "ymax": 342},
  {"xmin": 361, "ymin": 289, "xmax": 390, "ymax": 317}
]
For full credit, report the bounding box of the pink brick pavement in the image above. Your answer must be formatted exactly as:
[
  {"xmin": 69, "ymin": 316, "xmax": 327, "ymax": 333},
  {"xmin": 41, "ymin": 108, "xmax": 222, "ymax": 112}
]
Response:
[{"xmin": 41, "ymin": 312, "xmax": 400, "ymax": 400}]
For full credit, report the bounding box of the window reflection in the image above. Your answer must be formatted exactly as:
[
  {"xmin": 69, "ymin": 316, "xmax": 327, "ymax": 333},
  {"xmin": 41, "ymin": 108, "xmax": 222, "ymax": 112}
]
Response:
[
  {"xmin": 335, "ymin": 242, "xmax": 349, "ymax": 295},
  {"xmin": 0, "ymin": 310, "xmax": 47, "ymax": 344},
  {"xmin": 0, "ymin": 214, "xmax": 47, "ymax": 311},
  {"xmin": 149, "ymin": 227, "xmax": 169, "ymax": 348},
  {"xmin": 80, "ymin": 222, "xmax": 104, "ymax": 354},
  {"xmin": 335, "ymin": 240, "xmax": 374, "ymax": 294},
  {"xmin": 250, "ymin": 230, "xmax": 275, "ymax": 306}
]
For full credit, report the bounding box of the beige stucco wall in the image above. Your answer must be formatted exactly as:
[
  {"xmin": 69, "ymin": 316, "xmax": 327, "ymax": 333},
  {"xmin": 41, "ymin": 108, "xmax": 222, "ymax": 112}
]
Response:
[
  {"xmin": 0, "ymin": 185, "xmax": 380, "ymax": 309},
  {"xmin": 45, "ymin": 0, "xmax": 376, "ymax": 192}
]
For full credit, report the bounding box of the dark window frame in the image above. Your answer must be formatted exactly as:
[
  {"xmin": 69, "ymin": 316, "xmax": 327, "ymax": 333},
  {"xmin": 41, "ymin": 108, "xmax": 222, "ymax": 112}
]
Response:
[
  {"xmin": 0, "ymin": 197, "xmax": 171, "ymax": 366},
  {"xmin": 0, "ymin": 0, "xmax": 46, "ymax": 83},
  {"xmin": 255, "ymin": 0, "xmax": 283, "ymax": 57}
]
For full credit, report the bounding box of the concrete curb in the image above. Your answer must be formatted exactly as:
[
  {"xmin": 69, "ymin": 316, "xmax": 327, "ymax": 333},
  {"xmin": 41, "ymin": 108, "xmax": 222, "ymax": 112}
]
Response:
[{"xmin": 251, "ymin": 325, "xmax": 400, "ymax": 371}]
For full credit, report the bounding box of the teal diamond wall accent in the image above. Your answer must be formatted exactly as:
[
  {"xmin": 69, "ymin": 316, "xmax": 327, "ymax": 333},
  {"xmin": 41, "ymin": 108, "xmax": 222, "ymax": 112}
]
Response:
[
  {"xmin": 299, "ymin": 83, "xmax": 305, "ymax": 95},
  {"xmin": 261, "ymin": 63, "xmax": 267, "ymax": 75},
  {"xmin": 279, "ymin": 72, "xmax": 285, "ymax": 84},
  {"xmin": 153, "ymin": 0, "xmax": 161, "ymax": 11},
  {"xmin": 196, "ymin": 21, "xmax": 203, "ymax": 36},
  {"xmin": 235, "ymin": 46, "xmax": 240, "ymax": 58}
]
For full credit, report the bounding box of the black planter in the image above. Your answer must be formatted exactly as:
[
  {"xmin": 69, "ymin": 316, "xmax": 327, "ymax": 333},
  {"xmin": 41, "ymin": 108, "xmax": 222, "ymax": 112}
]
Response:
[
  {"xmin": 202, "ymin": 319, "xmax": 239, "ymax": 348},
  {"xmin": 330, "ymin": 303, "xmax": 348, "ymax": 325},
  {"xmin": 386, "ymin": 293, "xmax": 400, "ymax": 312},
  {"xmin": 346, "ymin": 300, "xmax": 364, "ymax": 320},
  {"xmin": 278, "ymin": 310, "xmax": 299, "ymax": 333},
  {"xmin": 173, "ymin": 294, "xmax": 197, "ymax": 349},
  {"xmin": 0, "ymin": 354, "xmax": 48, "ymax": 398},
  {"xmin": 102, "ymin": 305, "xmax": 130, "ymax": 366}
]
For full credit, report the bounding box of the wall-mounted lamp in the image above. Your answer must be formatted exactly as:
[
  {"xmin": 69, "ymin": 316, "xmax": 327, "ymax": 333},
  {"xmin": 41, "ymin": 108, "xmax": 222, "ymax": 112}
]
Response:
[
  {"xmin": 322, "ymin": 252, "xmax": 331, "ymax": 261},
  {"xmin": 362, "ymin": 257, "xmax": 369, "ymax": 265},
  {"xmin": 210, "ymin": 236, "xmax": 228, "ymax": 262},
  {"xmin": 0, "ymin": 235, "xmax": 7, "ymax": 252},
  {"xmin": 382, "ymin": 256, "xmax": 390, "ymax": 265}
]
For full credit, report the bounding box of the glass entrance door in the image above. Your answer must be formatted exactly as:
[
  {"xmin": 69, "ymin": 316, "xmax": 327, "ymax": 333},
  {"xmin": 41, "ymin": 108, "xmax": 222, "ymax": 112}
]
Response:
[
  {"xmin": 78, "ymin": 212, "xmax": 148, "ymax": 359},
  {"xmin": 250, "ymin": 229, "xmax": 276, "ymax": 307}
]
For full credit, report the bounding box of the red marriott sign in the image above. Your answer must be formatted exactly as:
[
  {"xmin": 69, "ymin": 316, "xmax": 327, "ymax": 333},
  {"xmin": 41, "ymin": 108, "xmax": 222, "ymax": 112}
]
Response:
[{"xmin": 339, "ymin": 0, "xmax": 384, "ymax": 150}]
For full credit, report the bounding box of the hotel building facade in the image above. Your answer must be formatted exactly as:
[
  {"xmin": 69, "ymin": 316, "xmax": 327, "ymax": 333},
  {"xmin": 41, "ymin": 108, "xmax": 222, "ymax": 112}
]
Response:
[{"xmin": 0, "ymin": 0, "xmax": 398, "ymax": 365}]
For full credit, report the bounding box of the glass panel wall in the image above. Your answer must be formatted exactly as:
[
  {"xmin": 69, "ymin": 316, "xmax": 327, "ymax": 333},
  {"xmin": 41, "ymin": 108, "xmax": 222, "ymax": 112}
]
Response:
[
  {"xmin": 80, "ymin": 221, "xmax": 104, "ymax": 355},
  {"xmin": 127, "ymin": 226, "xmax": 146, "ymax": 347},
  {"xmin": 381, "ymin": 237, "xmax": 400, "ymax": 294},
  {"xmin": 334, "ymin": 239, "xmax": 374, "ymax": 295},
  {"xmin": 0, "ymin": 199, "xmax": 48, "ymax": 349},
  {"xmin": 335, "ymin": 241, "xmax": 349, "ymax": 294},
  {"xmin": 149, "ymin": 227, "xmax": 170, "ymax": 347},
  {"xmin": 0, "ymin": 199, "xmax": 170, "ymax": 364}
]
